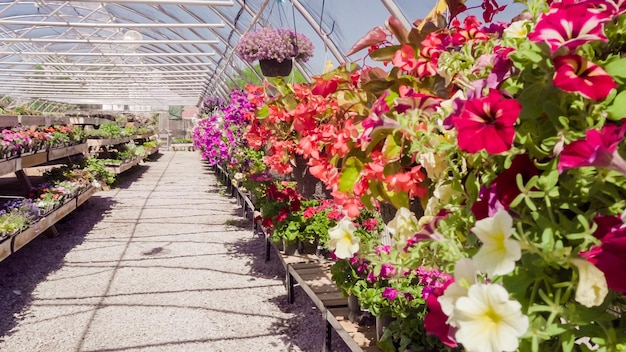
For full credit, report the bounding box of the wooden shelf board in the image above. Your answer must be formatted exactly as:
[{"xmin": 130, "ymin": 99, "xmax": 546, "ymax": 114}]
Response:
[
  {"xmin": 0, "ymin": 238, "xmax": 11, "ymax": 262},
  {"xmin": 20, "ymin": 151, "xmax": 48, "ymax": 169},
  {"xmin": 77, "ymin": 187, "xmax": 97, "ymax": 207},
  {"xmin": 48, "ymin": 143, "xmax": 88, "ymax": 160},
  {"xmin": 87, "ymin": 137, "xmax": 131, "ymax": 147},
  {"xmin": 0, "ymin": 158, "xmax": 19, "ymax": 177},
  {"xmin": 107, "ymin": 157, "xmax": 140, "ymax": 175}
]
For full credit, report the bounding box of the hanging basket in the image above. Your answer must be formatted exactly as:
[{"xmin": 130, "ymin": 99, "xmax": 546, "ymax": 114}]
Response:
[{"xmin": 259, "ymin": 58, "xmax": 293, "ymax": 77}]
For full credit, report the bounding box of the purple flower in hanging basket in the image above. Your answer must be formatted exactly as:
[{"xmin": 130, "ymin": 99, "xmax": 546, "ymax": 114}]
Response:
[{"xmin": 236, "ymin": 27, "xmax": 314, "ymax": 63}]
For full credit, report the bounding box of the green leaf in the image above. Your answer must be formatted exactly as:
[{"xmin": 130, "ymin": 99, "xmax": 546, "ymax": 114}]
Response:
[
  {"xmin": 387, "ymin": 190, "xmax": 410, "ymax": 209},
  {"xmin": 338, "ymin": 157, "xmax": 363, "ymax": 193},
  {"xmin": 337, "ymin": 90, "xmax": 361, "ymax": 108},
  {"xmin": 362, "ymin": 79, "xmax": 394, "ymax": 95},
  {"xmin": 382, "ymin": 134, "xmax": 402, "ymax": 160},
  {"xmin": 606, "ymin": 90, "xmax": 626, "ymax": 121},
  {"xmin": 255, "ymin": 105, "xmax": 269, "ymax": 119},
  {"xmin": 604, "ymin": 58, "xmax": 626, "ymax": 84},
  {"xmin": 369, "ymin": 45, "xmax": 401, "ymax": 62},
  {"xmin": 282, "ymin": 95, "xmax": 298, "ymax": 111}
]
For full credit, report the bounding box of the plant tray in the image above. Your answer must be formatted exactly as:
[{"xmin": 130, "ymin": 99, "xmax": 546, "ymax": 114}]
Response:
[
  {"xmin": 107, "ymin": 157, "xmax": 140, "ymax": 174},
  {"xmin": 0, "ymin": 158, "xmax": 19, "ymax": 177},
  {"xmin": 12, "ymin": 200, "xmax": 75, "ymax": 253},
  {"xmin": 77, "ymin": 187, "xmax": 97, "ymax": 207},
  {"xmin": 87, "ymin": 137, "xmax": 131, "ymax": 147},
  {"xmin": 48, "ymin": 143, "xmax": 88, "ymax": 160},
  {"xmin": 19, "ymin": 151, "xmax": 48, "ymax": 169},
  {"xmin": 0, "ymin": 237, "xmax": 11, "ymax": 262}
]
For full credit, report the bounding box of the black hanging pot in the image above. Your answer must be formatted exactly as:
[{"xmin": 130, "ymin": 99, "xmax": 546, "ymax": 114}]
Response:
[{"xmin": 259, "ymin": 58, "xmax": 293, "ymax": 77}]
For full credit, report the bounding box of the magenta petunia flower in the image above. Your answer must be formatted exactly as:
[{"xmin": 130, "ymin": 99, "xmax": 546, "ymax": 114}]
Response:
[
  {"xmin": 558, "ymin": 121, "xmax": 626, "ymax": 175},
  {"xmin": 451, "ymin": 89, "xmax": 521, "ymax": 154},
  {"xmin": 382, "ymin": 287, "xmax": 399, "ymax": 301},
  {"xmin": 424, "ymin": 294, "xmax": 458, "ymax": 347},
  {"xmin": 553, "ymin": 54, "xmax": 617, "ymax": 100},
  {"xmin": 528, "ymin": 1, "xmax": 610, "ymax": 53}
]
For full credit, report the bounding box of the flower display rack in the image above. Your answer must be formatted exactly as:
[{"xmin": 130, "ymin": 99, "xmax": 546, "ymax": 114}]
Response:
[
  {"xmin": 0, "ymin": 144, "xmax": 88, "ymax": 177},
  {"xmin": 213, "ymin": 164, "xmax": 379, "ymax": 352},
  {"xmin": 106, "ymin": 156, "xmax": 142, "ymax": 175},
  {"xmin": 0, "ymin": 186, "xmax": 97, "ymax": 263}
]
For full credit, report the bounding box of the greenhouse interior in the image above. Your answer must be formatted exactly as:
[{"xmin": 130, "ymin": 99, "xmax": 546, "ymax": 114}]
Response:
[{"xmin": 0, "ymin": 0, "xmax": 625, "ymax": 351}]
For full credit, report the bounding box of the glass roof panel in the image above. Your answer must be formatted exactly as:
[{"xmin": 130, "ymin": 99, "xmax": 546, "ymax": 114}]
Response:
[{"xmin": 0, "ymin": 0, "xmax": 522, "ymax": 112}]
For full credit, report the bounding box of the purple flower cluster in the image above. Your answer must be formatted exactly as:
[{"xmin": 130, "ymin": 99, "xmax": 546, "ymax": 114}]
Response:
[
  {"xmin": 236, "ymin": 28, "xmax": 314, "ymax": 63},
  {"xmin": 200, "ymin": 96, "xmax": 226, "ymax": 115},
  {"xmin": 193, "ymin": 89, "xmax": 255, "ymax": 166}
]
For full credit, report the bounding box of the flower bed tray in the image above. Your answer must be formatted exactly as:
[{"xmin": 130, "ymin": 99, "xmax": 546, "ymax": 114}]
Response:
[
  {"xmin": 77, "ymin": 186, "xmax": 97, "ymax": 207},
  {"xmin": 326, "ymin": 307, "xmax": 379, "ymax": 352},
  {"xmin": 0, "ymin": 115, "xmax": 19, "ymax": 128},
  {"xmin": 0, "ymin": 158, "xmax": 20, "ymax": 177},
  {"xmin": 87, "ymin": 137, "xmax": 131, "ymax": 148},
  {"xmin": 217, "ymin": 163, "xmax": 380, "ymax": 352},
  {"xmin": 48, "ymin": 143, "xmax": 88, "ymax": 160},
  {"xmin": 18, "ymin": 115, "xmax": 56, "ymax": 127},
  {"xmin": 19, "ymin": 151, "xmax": 48, "ymax": 169},
  {"xmin": 106, "ymin": 157, "xmax": 140, "ymax": 174},
  {"xmin": 0, "ymin": 237, "xmax": 11, "ymax": 262},
  {"xmin": 12, "ymin": 200, "xmax": 75, "ymax": 253},
  {"xmin": 66, "ymin": 117, "xmax": 111, "ymax": 126}
]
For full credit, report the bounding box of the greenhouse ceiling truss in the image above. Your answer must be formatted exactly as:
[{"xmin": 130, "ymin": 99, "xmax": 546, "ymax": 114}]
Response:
[{"xmin": 0, "ymin": 0, "xmax": 415, "ymax": 113}]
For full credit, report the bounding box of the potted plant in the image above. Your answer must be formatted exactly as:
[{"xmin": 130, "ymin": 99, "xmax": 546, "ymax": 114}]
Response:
[{"xmin": 235, "ymin": 27, "xmax": 314, "ymax": 77}]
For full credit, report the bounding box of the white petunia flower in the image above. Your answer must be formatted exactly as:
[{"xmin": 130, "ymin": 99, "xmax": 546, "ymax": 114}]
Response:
[
  {"xmin": 328, "ymin": 217, "xmax": 360, "ymax": 259},
  {"xmin": 503, "ymin": 20, "xmax": 530, "ymax": 39},
  {"xmin": 419, "ymin": 151, "xmax": 449, "ymax": 180},
  {"xmin": 571, "ymin": 258, "xmax": 608, "ymax": 308},
  {"xmin": 439, "ymin": 258, "xmax": 478, "ymax": 322},
  {"xmin": 454, "ymin": 283, "xmax": 529, "ymax": 352},
  {"xmin": 472, "ymin": 209, "xmax": 521, "ymax": 277},
  {"xmin": 386, "ymin": 207, "xmax": 419, "ymax": 249}
]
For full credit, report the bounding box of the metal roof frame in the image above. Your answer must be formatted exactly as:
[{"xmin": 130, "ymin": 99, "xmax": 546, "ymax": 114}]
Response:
[{"xmin": 0, "ymin": 0, "xmax": 416, "ymax": 112}]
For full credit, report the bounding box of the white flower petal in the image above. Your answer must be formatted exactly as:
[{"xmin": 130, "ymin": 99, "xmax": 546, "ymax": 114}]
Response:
[
  {"xmin": 571, "ymin": 258, "xmax": 608, "ymax": 307},
  {"xmin": 454, "ymin": 284, "xmax": 528, "ymax": 352},
  {"xmin": 471, "ymin": 209, "xmax": 520, "ymax": 277},
  {"xmin": 328, "ymin": 217, "xmax": 359, "ymax": 259}
]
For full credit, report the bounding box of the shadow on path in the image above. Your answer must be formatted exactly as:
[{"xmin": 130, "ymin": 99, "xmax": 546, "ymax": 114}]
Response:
[{"xmin": 0, "ymin": 195, "xmax": 116, "ymax": 341}]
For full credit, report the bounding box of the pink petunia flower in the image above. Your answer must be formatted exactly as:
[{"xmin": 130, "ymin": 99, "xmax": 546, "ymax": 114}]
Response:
[
  {"xmin": 392, "ymin": 44, "xmax": 418, "ymax": 71},
  {"xmin": 528, "ymin": 1, "xmax": 610, "ymax": 53},
  {"xmin": 553, "ymin": 54, "xmax": 617, "ymax": 100},
  {"xmin": 451, "ymin": 89, "xmax": 521, "ymax": 154},
  {"xmin": 558, "ymin": 121, "xmax": 626, "ymax": 175}
]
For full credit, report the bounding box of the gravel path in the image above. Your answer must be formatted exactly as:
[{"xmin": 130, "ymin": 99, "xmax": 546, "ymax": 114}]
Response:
[{"xmin": 0, "ymin": 151, "xmax": 348, "ymax": 352}]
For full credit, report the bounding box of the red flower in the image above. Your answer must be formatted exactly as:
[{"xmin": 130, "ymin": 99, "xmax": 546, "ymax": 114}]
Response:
[
  {"xmin": 553, "ymin": 54, "xmax": 616, "ymax": 101},
  {"xmin": 580, "ymin": 216, "xmax": 626, "ymax": 293},
  {"xmin": 391, "ymin": 44, "xmax": 418, "ymax": 71},
  {"xmin": 472, "ymin": 154, "xmax": 539, "ymax": 219},
  {"xmin": 451, "ymin": 89, "xmax": 520, "ymax": 154},
  {"xmin": 311, "ymin": 77, "xmax": 339, "ymax": 97}
]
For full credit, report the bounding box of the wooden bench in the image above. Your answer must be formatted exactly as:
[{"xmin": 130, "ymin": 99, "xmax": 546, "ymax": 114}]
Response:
[{"xmin": 213, "ymin": 163, "xmax": 380, "ymax": 351}]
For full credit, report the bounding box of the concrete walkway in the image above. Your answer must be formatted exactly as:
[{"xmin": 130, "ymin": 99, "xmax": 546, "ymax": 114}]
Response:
[{"xmin": 0, "ymin": 151, "xmax": 330, "ymax": 352}]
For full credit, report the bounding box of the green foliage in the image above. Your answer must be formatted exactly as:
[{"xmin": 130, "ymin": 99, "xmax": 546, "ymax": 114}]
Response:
[{"xmin": 82, "ymin": 157, "xmax": 115, "ymax": 185}]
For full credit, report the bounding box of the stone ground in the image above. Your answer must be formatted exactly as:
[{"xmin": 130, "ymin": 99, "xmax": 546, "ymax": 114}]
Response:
[{"xmin": 0, "ymin": 151, "xmax": 350, "ymax": 352}]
